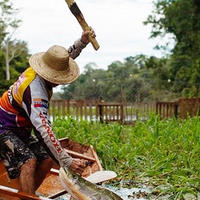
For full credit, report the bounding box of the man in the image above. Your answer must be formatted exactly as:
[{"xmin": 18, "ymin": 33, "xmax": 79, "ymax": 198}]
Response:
[{"xmin": 0, "ymin": 28, "xmax": 96, "ymax": 194}]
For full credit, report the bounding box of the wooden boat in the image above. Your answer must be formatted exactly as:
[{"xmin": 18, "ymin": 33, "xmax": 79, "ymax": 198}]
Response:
[{"xmin": 0, "ymin": 137, "xmax": 103, "ymax": 200}]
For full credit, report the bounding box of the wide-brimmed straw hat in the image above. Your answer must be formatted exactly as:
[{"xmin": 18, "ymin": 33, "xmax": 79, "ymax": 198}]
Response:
[{"xmin": 29, "ymin": 45, "xmax": 80, "ymax": 85}]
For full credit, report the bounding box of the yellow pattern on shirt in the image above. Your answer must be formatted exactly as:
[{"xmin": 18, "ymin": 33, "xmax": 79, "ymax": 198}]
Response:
[{"xmin": 12, "ymin": 67, "xmax": 36, "ymax": 107}]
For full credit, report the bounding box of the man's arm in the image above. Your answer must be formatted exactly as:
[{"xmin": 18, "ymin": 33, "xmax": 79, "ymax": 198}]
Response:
[
  {"xmin": 22, "ymin": 79, "xmax": 87, "ymax": 174},
  {"xmin": 68, "ymin": 27, "xmax": 96, "ymax": 59},
  {"xmin": 22, "ymin": 78, "xmax": 73, "ymax": 168},
  {"xmin": 68, "ymin": 39, "xmax": 87, "ymax": 59}
]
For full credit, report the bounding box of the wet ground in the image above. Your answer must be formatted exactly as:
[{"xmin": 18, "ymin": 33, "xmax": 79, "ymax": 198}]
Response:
[
  {"xmin": 105, "ymin": 186, "xmax": 151, "ymax": 200},
  {"xmin": 54, "ymin": 185, "xmax": 151, "ymax": 200},
  {"xmin": 53, "ymin": 185, "xmax": 200, "ymax": 200}
]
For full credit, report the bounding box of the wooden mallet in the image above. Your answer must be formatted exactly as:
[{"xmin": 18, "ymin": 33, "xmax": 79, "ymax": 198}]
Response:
[{"xmin": 65, "ymin": 0, "xmax": 100, "ymax": 50}]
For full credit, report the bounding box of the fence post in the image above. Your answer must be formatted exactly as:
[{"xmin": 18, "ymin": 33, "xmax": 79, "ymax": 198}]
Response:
[
  {"xmin": 174, "ymin": 103, "xmax": 178, "ymax": 118},
  {"xmin": 99, "ymin": 104, "xmax": 103, "ymax": 123},
  {"xmin": 120, "ymin": 103, "xmax": 124, "ymax": 123},
  {"xmin": 156, "ymin": 102, "xmax": 159, "ymax": 115}
]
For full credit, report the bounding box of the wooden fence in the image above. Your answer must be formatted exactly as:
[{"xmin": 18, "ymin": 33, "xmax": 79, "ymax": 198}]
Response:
[
  {"xmin": 49, "ymin": 100, "xmax": 156, "ymax": 123},
  {"xmin": 50, "ymin": 98, "xmax": 200, "ymax": 123},
  {"xmin": 178, "ymin": 98, "xmax": 200, "ymax": 118},
  {"xmin": 124, "ymin": 102, "xmax": 155, "ymax": 122},
  {"xmin": 156, "ymin": 101, "xmax": 178, "ymax": 119},
  {"xmin": 156, "ymin": 98, "xmax": 200, "ymax": 119},
  {"xmin": 50, "ymin": 100, "xmax": 98, "ymax": 121}
]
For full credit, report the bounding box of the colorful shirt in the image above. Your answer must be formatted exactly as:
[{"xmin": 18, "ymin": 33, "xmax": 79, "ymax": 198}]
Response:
[{"xmin": 0, "ymin": 39, "xmax": 86, "ymax": 166}]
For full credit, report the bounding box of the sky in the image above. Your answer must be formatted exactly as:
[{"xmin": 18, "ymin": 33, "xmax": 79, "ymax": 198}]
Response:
[{"xmin": 14, "ymin": 0, "xmax": 163, "ymax": 73}]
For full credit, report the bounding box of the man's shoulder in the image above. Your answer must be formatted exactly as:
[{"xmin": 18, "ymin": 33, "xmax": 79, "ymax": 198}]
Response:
[{"xmin": 29, "ymin": 75, "xmax": 49, "ymax": 100}]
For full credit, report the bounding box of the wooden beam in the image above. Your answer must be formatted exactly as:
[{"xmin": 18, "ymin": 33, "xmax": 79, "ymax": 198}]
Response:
[
  {"xmin": 0, "ymin": 185, "xmax": 41, "ymax": 200},
  {"xmin": 65, "ymin": 149, "xmax": 96, "ymax": 162}
]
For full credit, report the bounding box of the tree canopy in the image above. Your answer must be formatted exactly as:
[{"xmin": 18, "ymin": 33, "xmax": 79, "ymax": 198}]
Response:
[
  {"xmin": 59, "ymin": 56, "xmax": 177, "ymax": 102},
  {"xmin": 145, "ymin": 0, "xmax": 200, "ymax": 96}
]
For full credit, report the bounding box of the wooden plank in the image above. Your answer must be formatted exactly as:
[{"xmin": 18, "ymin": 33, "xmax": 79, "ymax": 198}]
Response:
[
  {"xmin": 120, "ymin": 104, "xmax": 124, "ymax": 123},
  {"xmin": 0, "ymin": 185, "xmax": 41, "ymax": 200},
  {"xmin": 99, "ymin": 105, "xmax": 103, "ymax": 123},
  {"xmin": 65, "ymin": 149, "xmax": 96, "ymax": 162},
  {"xmin": 84, "ymin": 101, "xmax": 87, "ymax": 121},
  {"xmin": 36, "ymin": 175, "xmax": 64, "ymax": 198},
  {"xmin": 80, "ymin": 101, "xmax": 83, "ymax": 121},
  {"xmin": 90, "ymin": 145, "xmax": 103, "ymax": 171},
  {"xmin": 105, "ymin": 106, "xmax": 108, "ymax": 122},
  {"xmin": 95, "ymin": 102, "xmax": 98, "ymax": 122}
]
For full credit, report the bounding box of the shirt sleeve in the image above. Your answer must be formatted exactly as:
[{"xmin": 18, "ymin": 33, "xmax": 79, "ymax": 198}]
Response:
[
  {"xmin": 68, "ymin": 39, "xmax": 87, "ymax": 59},
  {"xmin": 22, "ymin": 78, "xmax": 72, "ymax": 167}
]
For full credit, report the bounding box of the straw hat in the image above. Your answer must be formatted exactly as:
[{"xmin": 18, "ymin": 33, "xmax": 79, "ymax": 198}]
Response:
[{"xmin": 29, "ymin": 45, "xmax": 80, "ymax": 85}]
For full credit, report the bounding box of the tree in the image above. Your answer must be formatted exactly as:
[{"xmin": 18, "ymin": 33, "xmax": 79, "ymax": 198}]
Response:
[
  {"xmin": 145, "ymin": 0, "xmax": 200, "ymax": 96},
  {"xmin": 0, "ymin": 0, "xmax": 29, "ymax": 95},
  {"xmin": 60, "ymin": 55, "xmax": 175, "ymax": 102},
  {"xmin": 0, "ymin": 0, "xmax": 27, "ymax": 81},
  {"xmin": 61, "ymin": 63, "xmax": 107, "ymax": 100}
]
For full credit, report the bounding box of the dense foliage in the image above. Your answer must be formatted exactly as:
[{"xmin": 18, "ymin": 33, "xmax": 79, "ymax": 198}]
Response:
[
  {"xmin": 145, "ymin": 0, "xmax": 200, "ymax": 96},
  {"xmin": 53, "ymin": 116, "xmax": 200, "ymax": 199},
  {"xmin": 60, "ymin": 57, "xmax": 178, "ymax": 102}
]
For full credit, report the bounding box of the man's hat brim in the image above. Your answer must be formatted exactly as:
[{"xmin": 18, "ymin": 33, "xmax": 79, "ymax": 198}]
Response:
[{"xmin": 29, "ymin": 52, "xmax": 80, "ymax": 85}]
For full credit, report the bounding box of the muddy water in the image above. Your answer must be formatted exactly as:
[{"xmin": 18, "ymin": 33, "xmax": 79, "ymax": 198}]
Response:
[
  {"xmin": 54, "ymin": 186, "xmax": 151, "ymax": 200},
  {"xmin": 105, "ymin": 186, "xmax": 151, "ymax": 200}
]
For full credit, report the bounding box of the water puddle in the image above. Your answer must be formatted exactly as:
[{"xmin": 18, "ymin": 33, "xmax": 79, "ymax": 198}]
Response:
[
  {"xmin": 54, "ymin": 185, "xmax": 151, "ymax": 200},
  {"xmin": 52, "ymin": 184, "xmax": 200, "ymax": 200},
  {"xmin": 105, "ymin": 185, "xmax": 151, "ymax": 200}
]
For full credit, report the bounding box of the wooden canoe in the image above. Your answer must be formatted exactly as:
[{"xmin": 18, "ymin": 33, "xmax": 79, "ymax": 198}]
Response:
[{"xmin": 0, "ymin": 137, "xmax": 103, "ymax": 200}]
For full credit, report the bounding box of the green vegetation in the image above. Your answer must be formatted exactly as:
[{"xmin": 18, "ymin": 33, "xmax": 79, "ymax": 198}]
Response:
[
  {"xmin": 144, "ymin": 0, "xmax": 200, "ymax": 97},
  {"xmin": 59, "ymin": 57, "xmax": 177, "ymax": 102},
  {"xmin": 53, "ymin": 115, "xmax": 200, "ymax": 199},
  {"xmin": 1, "ymin": 0, "xmax": 199, "ymax": 198}
]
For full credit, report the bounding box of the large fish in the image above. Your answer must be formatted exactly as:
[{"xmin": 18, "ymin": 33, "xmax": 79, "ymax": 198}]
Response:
[{"xmin": 59, "ymin": 167, "xmax": 123, "ymax": 200}]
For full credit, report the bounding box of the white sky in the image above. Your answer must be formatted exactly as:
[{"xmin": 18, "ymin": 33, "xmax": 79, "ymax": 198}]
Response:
[{"xmin": 14, "ymin": 0, "xmax": 163, "ymax": 73}]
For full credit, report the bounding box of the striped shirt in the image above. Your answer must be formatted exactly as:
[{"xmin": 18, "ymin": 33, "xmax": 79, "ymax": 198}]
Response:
[{"xmin": 0, "ymin": 39, "xmax": 86, "ymax": 166}]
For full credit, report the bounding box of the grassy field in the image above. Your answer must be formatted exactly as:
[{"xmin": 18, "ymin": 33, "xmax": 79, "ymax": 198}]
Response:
[{"xmin": 52, "ymin": 115, "xmax": 200, "ymax": 199}]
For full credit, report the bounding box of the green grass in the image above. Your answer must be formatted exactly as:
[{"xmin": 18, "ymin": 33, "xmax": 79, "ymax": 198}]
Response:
[{"xmin": 52, "ymin": 115, "xmax": 200, "ymax": 199}]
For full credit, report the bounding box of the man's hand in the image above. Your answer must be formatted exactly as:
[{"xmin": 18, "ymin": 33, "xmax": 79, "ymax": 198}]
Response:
[
  {"xmin": 81, "ymin": 27, "xmax": 96, "ymax": 45},
  {"xmin": 69, "ymin": 158, "xmax": 88, "ymax": 174}
]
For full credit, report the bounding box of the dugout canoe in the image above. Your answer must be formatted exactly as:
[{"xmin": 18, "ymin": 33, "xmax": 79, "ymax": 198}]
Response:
[{"xmin": 0, "ymin": 137, "xmax": 103, "ymax": 200}]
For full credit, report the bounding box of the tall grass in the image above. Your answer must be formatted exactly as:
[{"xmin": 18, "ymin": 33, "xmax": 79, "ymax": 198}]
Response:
[{"xmin": 53, "ymin": 115, "xmax": 200, "ymax": 198}]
